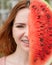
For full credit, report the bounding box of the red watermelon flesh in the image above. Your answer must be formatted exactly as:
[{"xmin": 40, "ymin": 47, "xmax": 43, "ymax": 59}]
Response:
[{"xmin": 28, "ymin": 0, "xmax": 52, "ymax": 65}]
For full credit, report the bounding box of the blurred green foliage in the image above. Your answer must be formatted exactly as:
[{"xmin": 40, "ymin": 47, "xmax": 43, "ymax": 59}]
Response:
[
  {"xmin": 45, "ymin": 0, "xmax": 52, "ymax": 7},
  {"xmin": 45, "ymin": 0, "xmax": 49, "ymax": 3}
]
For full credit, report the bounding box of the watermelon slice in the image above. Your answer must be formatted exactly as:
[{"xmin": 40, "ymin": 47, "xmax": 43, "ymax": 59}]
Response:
[{"xmin": 28, "ymin": 0, "xmax": 52, "ymax": 65}]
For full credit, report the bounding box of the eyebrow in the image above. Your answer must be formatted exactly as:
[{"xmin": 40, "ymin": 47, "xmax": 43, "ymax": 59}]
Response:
[{"xmin": 14, "ymin": 23, "xmax": 26, "ymax": 25}]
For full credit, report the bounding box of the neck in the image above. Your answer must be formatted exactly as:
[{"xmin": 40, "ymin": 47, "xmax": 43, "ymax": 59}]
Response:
[
  {"xmin": 6, "ymin": 46, "xmax": 29, "ymax": 65},
  {"xmin": 14, "ymin": 46, "xmax": 29, "ymax": 63}
]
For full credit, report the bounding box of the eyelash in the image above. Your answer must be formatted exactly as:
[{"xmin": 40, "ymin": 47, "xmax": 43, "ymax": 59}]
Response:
[{"xmin": 16, "ymin": 25, "xmax": 25, "ymax": 28}]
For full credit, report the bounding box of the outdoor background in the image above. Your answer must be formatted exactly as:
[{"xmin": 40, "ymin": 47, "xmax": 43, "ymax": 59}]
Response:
[{"xmin": 0, "ymin": 0, "xmax": 52, "ymax": 26}]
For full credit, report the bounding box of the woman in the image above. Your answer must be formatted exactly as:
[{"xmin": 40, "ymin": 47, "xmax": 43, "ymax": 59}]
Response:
[
  {"xmin": 0, "ymin": 1, "xmax": 30, "ymax": 65},
  {"xmin": 0, "ymin": 0, "xmax": 52, "ymax": 65}
]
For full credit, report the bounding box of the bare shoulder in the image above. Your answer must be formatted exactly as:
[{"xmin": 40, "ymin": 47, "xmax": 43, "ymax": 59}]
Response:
[
  {"xmin": 0, "ymin": 56, "xmax": 14, "ymax": 65},
  {"xmin": 5, "ymin": 56, "xmax": 16, "ymax": 65},
  {"xmin": 0, "ymin": 57, "xmax": 5, "ymax": 61},
  {"xmin": 0, "ymin": 57, "xmax": 5, "ymax": 65}
]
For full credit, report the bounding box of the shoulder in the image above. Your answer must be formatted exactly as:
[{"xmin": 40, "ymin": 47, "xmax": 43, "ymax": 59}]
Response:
[
  {"xmin": 5, "ymin": 56, "xmax": 15, "ymax": 65},
  {"xmin": 0, "ymin": 56, "xmax": 13, "ymax": 65},
  {"xmin": 0, "ymin": 57, "xmax": 5, "ymax": 65}
]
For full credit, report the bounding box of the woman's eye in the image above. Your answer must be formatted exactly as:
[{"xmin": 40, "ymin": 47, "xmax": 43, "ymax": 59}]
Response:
[{"xmin": 16, "ymin": 25, "xmax": 25, "ymax": 28}]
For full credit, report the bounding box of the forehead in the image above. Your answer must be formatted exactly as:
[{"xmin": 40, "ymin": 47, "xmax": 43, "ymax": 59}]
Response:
[{"xmin": 14, "ymin": 8, "xmax": 29, "ymax": 23}]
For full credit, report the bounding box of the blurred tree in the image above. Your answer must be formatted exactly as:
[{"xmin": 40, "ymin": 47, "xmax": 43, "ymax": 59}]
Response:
[
  {"xmin": 4, "ymin": 0, "xmax": 8, "ymax": 9},
  {"xmin": 45, "ymin": 0, "xmax": 52, "ymax": 7},
  {"xmin": 0, "ymin": 1, "xmax": 1, "ymax": 9}
]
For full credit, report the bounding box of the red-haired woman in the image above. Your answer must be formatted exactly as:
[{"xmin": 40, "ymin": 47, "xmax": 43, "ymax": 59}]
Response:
[{"xmin": 0, "ymin": 1, "xmax": 30, "ymax": 65}]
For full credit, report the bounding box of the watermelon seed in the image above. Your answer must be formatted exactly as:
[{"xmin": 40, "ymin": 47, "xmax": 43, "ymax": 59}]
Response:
[
  {"xmin": 40, "ymin": 5, "xmax": 47, "ymax": 12},
  {"xmin": 42, "ymin": 48, "xmax": 50, "ymax": 55},
  {"xmin": 38, "ymin": 52, "xmax": 45, "ymax": 60},
  {"xmin": 40, "ymin": 43, "xmax": 44, "ymax": 46},
  {"xmin": 46, "ymin": 14, "xmax": 51, "ymax": 19},
  {"xmin": 45, "ymin": 50, "xmax": 50, "ymax": 55},
  {"xmin": 49, "ymin": 34, "xmax": 52, "ymax": 36},
  {"xmin": 48, "ymin": 43, "xmax": 52, "ymax": 49},
  {"xmin": 42, "ymin": 48, "xmax": 47, "ymax": 53},
  {"xmin": 37, "ymin": 21, "xmax": 43, "ymax": 24},
  {"xmin": 40, "ymin": 55, "xmax": 45, "ymax": 60},
  {"xmin": 32, "ymin": 5, "xmax": 37, "ymax": 10},
  {"xmin": 40, "ymin": 5, "xmax": 44, "ymax": 8},
  {"xmin": 37, "ymin": 15, "xmax": 41, "ymax": 19},
  {"xmin": 47, "ymin": 20, "xmax": 50, "ymax": 22},
  {"xmin": 41, "ymin": 7, "xmax": 45, "ymax": 11},
  {"xmin": 48, "ymin": 27, "xmax": 52, "ymax": 30},
  {"xmin": 41, "ymin": 8, "xmax": 47, "ymax": 12},
  {"xmin": 40, "ymin": 33, "xmax": 43, "ymax": 35},
  {"xmin": 40, "ymin": 25, "xmax": 44, "ymax": 28},
  {"xmin": 34, "ymin": 58, "xmax": 38, "ymax": 62},
  {"xmin": 40, "ymin": 38, "xmax": 44, "ymax": 42},
  {"xmin": 39, "ymin": 22, "xmax": 42, "ymax": 24}
]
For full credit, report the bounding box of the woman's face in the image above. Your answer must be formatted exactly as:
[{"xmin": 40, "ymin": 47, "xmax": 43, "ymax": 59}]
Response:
[{"xmin": 12, "ymin": 8, "xmax": 29, "ymax": 52}]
